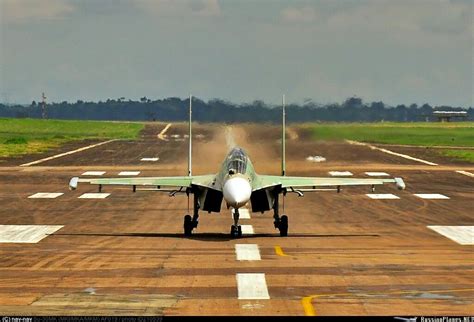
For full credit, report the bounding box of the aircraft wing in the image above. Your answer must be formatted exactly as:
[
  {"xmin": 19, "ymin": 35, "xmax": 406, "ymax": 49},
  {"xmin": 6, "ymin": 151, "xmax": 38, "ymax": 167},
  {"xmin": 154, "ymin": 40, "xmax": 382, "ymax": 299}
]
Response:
[
  {"xmin": 254, "ymin": 175, "xmax": 406, "ymax": 191},
  {"xmin": 69, "ymin": 174, "xmax": 217, "ymax": 191}
]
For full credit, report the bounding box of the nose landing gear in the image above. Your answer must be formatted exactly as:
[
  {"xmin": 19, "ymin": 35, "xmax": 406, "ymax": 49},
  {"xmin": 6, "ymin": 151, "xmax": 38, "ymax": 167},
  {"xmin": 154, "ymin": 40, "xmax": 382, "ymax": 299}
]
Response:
[{"xmin": 230, "ymin": 208, "xmax": 242, "ymax": 238}]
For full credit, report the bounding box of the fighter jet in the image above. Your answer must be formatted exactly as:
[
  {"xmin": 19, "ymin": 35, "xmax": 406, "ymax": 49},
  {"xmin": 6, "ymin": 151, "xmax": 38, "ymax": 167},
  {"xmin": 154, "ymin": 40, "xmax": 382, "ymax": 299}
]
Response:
[{"xmin": 69, "ymin": 95, "xmax": 406, "ymax": 237}]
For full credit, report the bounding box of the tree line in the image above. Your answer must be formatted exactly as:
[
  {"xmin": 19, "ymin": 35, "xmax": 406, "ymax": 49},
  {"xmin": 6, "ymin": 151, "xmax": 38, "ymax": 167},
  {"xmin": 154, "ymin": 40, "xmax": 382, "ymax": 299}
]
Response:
[{"xmin": 0, "ymin": 96, "xmax": 472, "ymax": 122}]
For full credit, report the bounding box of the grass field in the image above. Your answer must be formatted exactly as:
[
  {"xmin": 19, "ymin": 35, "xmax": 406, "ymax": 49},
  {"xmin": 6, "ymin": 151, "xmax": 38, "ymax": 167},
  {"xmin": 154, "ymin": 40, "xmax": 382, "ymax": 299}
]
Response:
[
  {"xmin": 0, "ymin": 118, "xmax": 144, "ymax": 158},
  {"xmin": 309, "ymin": 122, "xmax": 474, "ymax": 162}
]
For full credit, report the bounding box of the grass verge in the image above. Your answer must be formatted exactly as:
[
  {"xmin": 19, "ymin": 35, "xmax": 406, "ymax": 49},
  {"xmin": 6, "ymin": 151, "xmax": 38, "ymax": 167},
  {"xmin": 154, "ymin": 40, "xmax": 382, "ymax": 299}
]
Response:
[{"xmin": 0, "ymin": 118, "xmax": 144, "ymax": 158}]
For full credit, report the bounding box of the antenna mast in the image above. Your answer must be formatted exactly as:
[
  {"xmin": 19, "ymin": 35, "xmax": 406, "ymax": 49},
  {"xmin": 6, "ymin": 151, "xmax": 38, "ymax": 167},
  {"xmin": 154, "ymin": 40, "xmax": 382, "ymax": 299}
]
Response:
[{"xmin": 41, "ymin": 92, "xmax": 47, "ymax": 119}]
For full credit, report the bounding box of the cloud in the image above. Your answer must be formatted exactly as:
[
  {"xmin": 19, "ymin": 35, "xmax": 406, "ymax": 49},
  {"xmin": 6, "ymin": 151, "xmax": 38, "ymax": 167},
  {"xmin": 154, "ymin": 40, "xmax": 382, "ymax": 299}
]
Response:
[
  {"xmin": 133, "ymin": 0, "xmax": 220, "ymax": 17},
  {"xmin": 1, "ymin": 0, "xmax": 75, "ymax": 23},
  {"xmin": 281, "ymin": 6, "xmax": 318, "ymax": 23}
]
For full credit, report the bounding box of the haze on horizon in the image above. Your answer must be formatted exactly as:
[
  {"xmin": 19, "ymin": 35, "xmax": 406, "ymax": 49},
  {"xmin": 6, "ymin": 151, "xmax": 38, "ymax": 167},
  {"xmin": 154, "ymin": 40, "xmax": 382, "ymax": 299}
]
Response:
[{"xmin": 0, "ymin": 0, "xmax": 472, "ymax": 107}]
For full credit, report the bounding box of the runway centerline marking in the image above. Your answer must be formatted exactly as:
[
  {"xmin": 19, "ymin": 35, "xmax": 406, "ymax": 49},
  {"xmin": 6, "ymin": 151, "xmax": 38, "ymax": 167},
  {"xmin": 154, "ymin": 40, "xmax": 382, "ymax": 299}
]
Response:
[
  {"xmin": 301, "ymin": 288, "xmax": 474, "ymax": 316},
  {"xmin": 366, "ymin": 194, "xmax": 400, "ymax": 199},
  {"xmin": 118, "ymin": 171, "xmax": 140, "ymax": 176},
  {"xmin": 365, "ymin": 172, "xmax": 390, "ymax": 176},
  {"xmin": 427, "ymin": 226, "xmax": 473, "ymax": 245},
  {"xmin": 232, "ymin": 208, "xmax": 251, "ymax": 219},
  {"xmin": 328, "ymin": 171, "xmax": 353, "ymax": 176},
  {"xmin": 28, "ymin": 192, "xmax": 64, "ymax": 199},
  {"xmin": 240, "ymin": 225, "xmax": 254, "ymax": 235},
  {"xmin": 141, "ymin": 157, "xmax": 159, "ymax": 162},
  {"xmin": 19, "ymin": 140, "xmax": 117, "ymax": 167},
  {"xmin": 0, "ymin": 225, "xmax": 64, "ymax": 243},
  {"xmin": 346, "ymin": 140, "xmax": 438, "ymax": 166},
  {"xmin": 157, "ymin": 123, "xmax": 172, "ymax": 141},
  {"xmin": 78, "ymin": 193, "xmax": 110, "ymax": 199},
  {"xmin": 235, "ymin": 244, "xmax": 261, "ymax": 261},
  {"xmin": 82, "ymin": 171, "xmax": 105, "ymax": 176},
  {"xmin": 414, "ymin": 193, "xmax": 450, "ymax": 199},
  {"xmin": 236, "ymin": 273, "xmax": 270, "ymax": 300},
  {"xmin": 456, "ymin": 170, "xmax": 474, "ymax": 178},
  {"xmin": 274, "ymin": 246, "xmax": 288, "ymax": 256}
]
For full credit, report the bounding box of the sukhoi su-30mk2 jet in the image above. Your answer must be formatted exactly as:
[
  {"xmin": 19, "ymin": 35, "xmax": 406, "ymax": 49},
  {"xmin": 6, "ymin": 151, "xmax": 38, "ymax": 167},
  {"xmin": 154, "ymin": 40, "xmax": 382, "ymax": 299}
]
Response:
[{"xmin": 69, "ymin": 95, "xmax": 406, "ymax": 237}]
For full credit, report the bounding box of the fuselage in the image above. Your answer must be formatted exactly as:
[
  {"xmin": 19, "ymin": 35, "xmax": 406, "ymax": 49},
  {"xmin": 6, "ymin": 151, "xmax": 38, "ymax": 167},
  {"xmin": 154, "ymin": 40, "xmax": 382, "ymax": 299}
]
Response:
[{"xmin": 216, "ymin": 147, "xmax": 255, "ymax": 209}]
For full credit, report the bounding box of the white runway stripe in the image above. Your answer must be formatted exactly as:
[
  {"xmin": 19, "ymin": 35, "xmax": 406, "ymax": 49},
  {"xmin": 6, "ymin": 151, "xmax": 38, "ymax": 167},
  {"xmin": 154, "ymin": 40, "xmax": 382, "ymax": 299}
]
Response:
[
  {"xmin": 428, "ymin": 226, "xmax": 473, "ymax": 245},
  {"xmin": 78, "ymin": 193, "xmax": 110, "ymax": 199},
  {"xmin": 241, "ymin": 225, "xmax": 254, "ymax": 235},
  {"xmin": 235, "ymin": 244, "xmax": 261, "ymax": 261},
  {"xmin": 346, "ymin": 140, "xmax": 438, "ymax": 166},
  {"xmin": 414, "ymin": 193, "xmax": 450, "ymax": 200},
  {"xmin": 141, "ymin": 157, "xmax": 159, "ymax": 162},
  {"xmin": 0, "ymin": 225, "xmax": 63, "ymax": 243},
  {"xmin": 366, "ymin": 194, "xmax": 400, "ymax": 199},
  {"xmin": 328, "ymin": 171, "xmax": 353, "ymax": 176},
  {"xmin": 231, "ymin": 208, "xmax": 251, "ymax": 219},
  {"xmin": 28, "ymin": 192, "xmax": 64, "ymax": 199},
  {"xmin": 82, "ymin": 171, "xmax": 105, "ymax": 176},
  {"xmin": 19, "ymin": 140, "xmax": 117, "ymax": 167},
  {"xmin": 456, "ymin": 170, "xmax": 474, "ymax": 178},
  {"xmin": 365, "ymin": 172, "xmax": 390, "ymax": 176},
  {"xmin": 236, "ymin": 273, "xmax": 270, "ymax": 299},
  {"xmin": 118, "ymin": 171, "xmax": 140, "ymax": 176}
]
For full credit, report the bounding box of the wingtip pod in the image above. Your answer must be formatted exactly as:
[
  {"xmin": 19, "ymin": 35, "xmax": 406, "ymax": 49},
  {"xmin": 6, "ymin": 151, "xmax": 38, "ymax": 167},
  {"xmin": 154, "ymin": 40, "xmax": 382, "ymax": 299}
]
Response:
[
  {"xmin": 394, "ymin": 177, "xmax": 406, "ymax": 190},
  {"xmin": 69, "ymin": 177, "xmax": 79, "ymax": 190}
]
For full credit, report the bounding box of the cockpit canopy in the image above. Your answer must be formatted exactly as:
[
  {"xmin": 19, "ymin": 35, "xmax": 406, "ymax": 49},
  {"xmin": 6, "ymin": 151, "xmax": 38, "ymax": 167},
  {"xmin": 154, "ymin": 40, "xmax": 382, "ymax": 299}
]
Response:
[{"xmin": 226, "ymin": 148, "xmax": 247, "ymax": 175}]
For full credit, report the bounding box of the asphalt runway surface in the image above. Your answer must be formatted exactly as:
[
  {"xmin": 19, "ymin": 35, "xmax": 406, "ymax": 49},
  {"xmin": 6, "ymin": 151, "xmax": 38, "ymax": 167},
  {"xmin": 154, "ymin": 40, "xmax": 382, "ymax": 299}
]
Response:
[{"xmin": 0, "ymin": 123, "xmax": 472, "ymax": 316}]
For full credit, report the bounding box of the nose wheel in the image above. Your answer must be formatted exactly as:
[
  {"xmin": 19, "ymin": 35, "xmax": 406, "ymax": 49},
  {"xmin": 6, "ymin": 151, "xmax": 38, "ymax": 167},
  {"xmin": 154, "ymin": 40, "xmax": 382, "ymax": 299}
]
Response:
[{"xmin": 230, "ymin": 225, "xmax": 242, "ymax": 238}]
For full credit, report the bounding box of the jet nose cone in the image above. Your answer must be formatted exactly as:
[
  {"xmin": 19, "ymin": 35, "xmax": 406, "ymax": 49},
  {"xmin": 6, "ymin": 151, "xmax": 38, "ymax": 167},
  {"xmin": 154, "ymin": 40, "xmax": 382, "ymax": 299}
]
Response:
[{"xmin": 223, "ymin": 177, "xmax": 252, "ymax": 208}]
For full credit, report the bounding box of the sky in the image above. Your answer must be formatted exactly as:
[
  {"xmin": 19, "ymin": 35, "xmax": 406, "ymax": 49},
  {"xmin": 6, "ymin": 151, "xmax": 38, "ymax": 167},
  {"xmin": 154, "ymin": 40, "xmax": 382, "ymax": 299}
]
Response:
[{"xmin": 0, "ymin": 0, "xmax": 472, "ymax": 107}]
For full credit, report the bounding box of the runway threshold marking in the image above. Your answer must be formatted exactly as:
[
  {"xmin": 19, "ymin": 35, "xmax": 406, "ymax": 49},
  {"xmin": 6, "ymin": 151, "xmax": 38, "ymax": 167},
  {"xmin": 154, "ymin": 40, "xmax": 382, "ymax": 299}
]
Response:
[
  {"xmin": 274, "ymin": 246, "xmax": 288, "ymax": 256},
  {"xmin": 456, "ymin": 170, "xmax": 474, "ymax": 178},
  {"xmin": 19, "ymin": 140, "xmax": 117, "ymax": 167},
  {"xmin": 231, "ymin": 208, "xmax": 251, "ymax": 219},
  {"xmin": 236, "ymin": 273, "xmax": 270, "ymax": 300},
  {"xmin": 240, "ymin": 225, "xmax": 254, "ymax": 235},
  {"xmin": 28, "ymin": 192, "xmax": 64, "ymax": 199},
  {"xmin": 157, "ymin": 123, "xmax": 172, "ymax": 141},
  {"xmin": 366, "ymin": 194, "xmax": 400, "ymax": 199},
  {"xmin": 235, "ymin": 244, "xmax": 261, "ymax": 261},
  {"xmin": 301, "ymin": 288, "xmax": 474, "ymax": 316},
  {"xmin": 414, "ymin": 193, "xmax": 450, "ymax": 199},
  {"xmin": 427, "ymin": 226, "xmax": 474, "ymax": 245},
  {"xmin": 0, "ymin": 225, "xmax": 64, "ymax": 243},
  {"xmin": 78, "ymin": 193, "xmax": 110, "ymax": 199},
  {"xmin": 365, "ymin": 172, "xmax": 390, "ymax": 176},
  {"xmin": 118, "ymin": 171, "xmax": 140, "ymax": 176},
  {"xmin": 328, "ymin": 171, "xmax": 353, "ymax": 176},
  {"xmin": 346, "ymin": 140, "xmax": 438, "ymax": 166},
  {"xmin": 82, "ymin": 171, "xmax": 106, "ymax": 176}
]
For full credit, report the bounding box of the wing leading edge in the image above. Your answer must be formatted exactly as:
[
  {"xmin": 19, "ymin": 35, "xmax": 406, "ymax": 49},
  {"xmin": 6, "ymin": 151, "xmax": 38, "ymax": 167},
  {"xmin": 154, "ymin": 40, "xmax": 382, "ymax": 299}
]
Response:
[
  {"xmin": 69, "ymin": 174, "xmax": 217, "ymax": 191},
  {"xmin": 254, "ymin": 175, "xmax": 406, "ymax": 191}
]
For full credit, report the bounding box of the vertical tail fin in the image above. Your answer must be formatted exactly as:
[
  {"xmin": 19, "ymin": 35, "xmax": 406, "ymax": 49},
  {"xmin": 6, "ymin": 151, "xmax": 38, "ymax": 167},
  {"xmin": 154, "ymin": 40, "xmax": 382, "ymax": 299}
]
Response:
[
  {"xmin": 188, "ymin": 94, "xmax": 192, "ymax": 177},
  {"xmin": 281, "ymin": 94, "xmax": 286, "ymax": 176}
]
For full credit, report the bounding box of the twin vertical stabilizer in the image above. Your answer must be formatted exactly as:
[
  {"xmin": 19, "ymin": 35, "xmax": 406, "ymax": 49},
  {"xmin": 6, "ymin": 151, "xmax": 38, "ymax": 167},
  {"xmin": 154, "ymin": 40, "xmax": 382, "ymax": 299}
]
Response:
[
  {"xmin": 281, "ymin": 94, "xmax": 286, "ymax": 176},
  {"xmin": 188, "ymin": 94, "xmax": 192, "ymax": 177}
]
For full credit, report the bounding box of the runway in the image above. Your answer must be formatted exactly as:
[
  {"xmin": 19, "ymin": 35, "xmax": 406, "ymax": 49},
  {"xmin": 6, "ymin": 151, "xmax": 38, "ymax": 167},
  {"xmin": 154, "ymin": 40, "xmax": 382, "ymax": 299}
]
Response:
[{"xmin": 0, "ymin": 123, "xmax": 472, "ymax": 315}]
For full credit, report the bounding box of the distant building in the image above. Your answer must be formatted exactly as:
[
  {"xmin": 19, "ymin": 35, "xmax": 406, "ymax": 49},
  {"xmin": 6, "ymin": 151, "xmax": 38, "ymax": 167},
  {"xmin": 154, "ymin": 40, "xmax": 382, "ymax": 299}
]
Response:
[{"xmin": 432, "ymin": 111, "xmax": 467, "ymax": 122}]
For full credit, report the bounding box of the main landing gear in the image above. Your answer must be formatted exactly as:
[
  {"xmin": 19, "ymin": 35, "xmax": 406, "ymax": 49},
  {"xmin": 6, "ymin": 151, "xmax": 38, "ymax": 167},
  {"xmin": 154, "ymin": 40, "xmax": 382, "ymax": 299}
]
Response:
[
  {"xmin": 183, "ymin": 193, "xmax": 199, "ymax": 237},
  {"xmin": 273, "ymin": 194, "xmax": 288, "ymax": 237},
  {"xmin": 230, "ymin": 208, "xmax": 242, "ymax": 238}
]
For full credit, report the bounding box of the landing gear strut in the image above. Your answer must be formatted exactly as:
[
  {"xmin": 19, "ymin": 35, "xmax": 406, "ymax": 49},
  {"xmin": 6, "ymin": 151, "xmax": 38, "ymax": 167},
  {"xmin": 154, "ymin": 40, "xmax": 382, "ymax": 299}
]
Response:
[
  {"xmin": 183, "ymin": 192, "xmax": 200, "ymax": 237},
  {"xmin": 273, "ymin": 193, "xmax": 288, "ymax": 237},
  {"xmin": 230, "ymin": 208, "xmax": 242, "ymax": 238}
]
